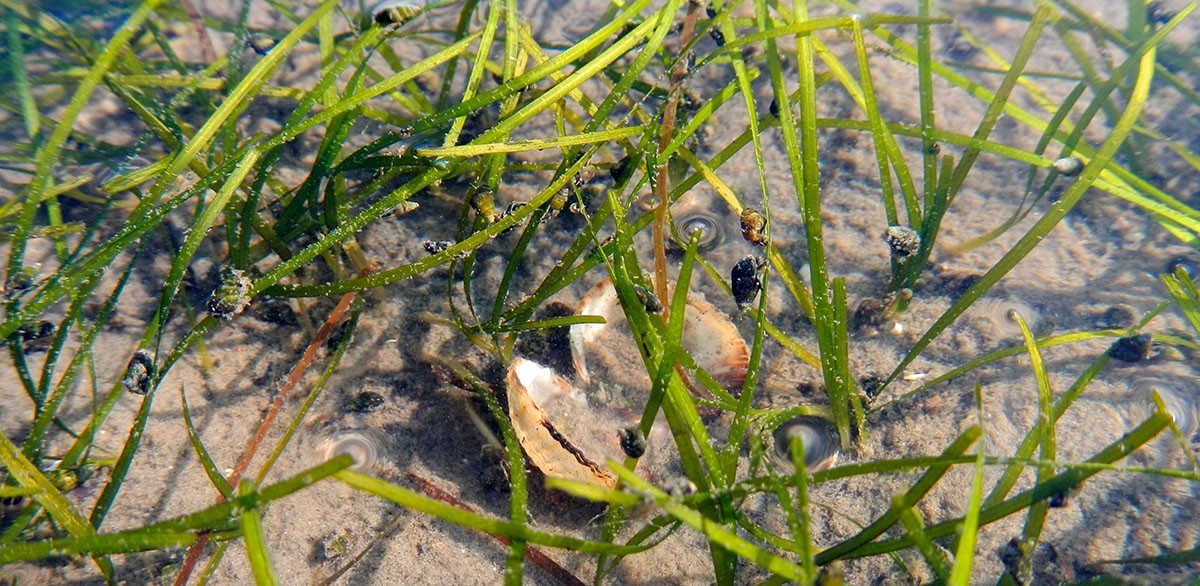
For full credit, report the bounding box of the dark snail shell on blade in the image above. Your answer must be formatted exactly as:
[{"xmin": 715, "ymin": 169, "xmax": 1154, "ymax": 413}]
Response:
[
  {"xmin": 731, "ymin": 256, "xmax": 765, "ymax": 311},
  {"xmin": 372, "ymin": 0, "xmax": 421, "ymax": 25},
  {"xmin": 1108, "ymin": 334, "xmax": 1153, "ymax": 363},
  {"xmin": 768, "ymin": 416, "xmax": 840, "ymax": 474}
]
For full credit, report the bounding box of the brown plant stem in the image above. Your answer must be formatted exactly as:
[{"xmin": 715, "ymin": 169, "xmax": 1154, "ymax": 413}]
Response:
[
  {"xmin": 405, "ymin": 473, "xmax": 587, "ymax": 586},
  {"xmin": 173, "ymin": 284, "xmax": 362, "ymax": 586},
  {"xmin": 652, "ymin": 1, "xmax": 702, "ymax": 315}
]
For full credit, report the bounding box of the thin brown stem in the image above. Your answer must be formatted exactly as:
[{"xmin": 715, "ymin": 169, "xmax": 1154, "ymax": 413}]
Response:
[
  {"xmin": 652, "ymin": 2, "xmax": 702, "ymax": 314},
  {"xmin": 405, "ymin": 473, "xmax": 587, "ymax": 586},
  {"xmin": 172, "ymin": 283, "xmax": 362, "ymax": 585},
  {"xmin": 179, "ymin": 0, "xmax": 217, "ymax": 64}
]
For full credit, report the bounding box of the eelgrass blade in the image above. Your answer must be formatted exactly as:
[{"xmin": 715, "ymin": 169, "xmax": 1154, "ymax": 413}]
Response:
[
  {"xmin": 760, "ymin": 0, "xmax": 857, "ymax": 448},
  {"xmin": 0, "ymin": 3, "xmax": 419, "ymax": 342},
  {"xmin": 668, "ymin": 229, "xmax": 740, "ymax": 581},
  {"xmin": 239, "ymin": 481, "xmax": 279, "ymax": 586},
  {"xmin": 948, "ymin": 384, "xmax": 987, "ymax": 585},
  {"xmin": 816, "ymin": 425, "xmax": 980, "ymax": 563},
  {"xmin": 1162, "ymin": 270, "xmax": 1200, "ymax": 338},
  {"xmin": 885, "ymin": 40, "xmax": 1160, "ymax": 387},
  {"xmin": 0, "ymin": 529, "xmax": 207, "ymax": 566},
  {"xmin": 440, "ymin": 0, "xmax": 502, "ymax": 149},
  {"xmin": 872, "ymin": 328, "xmax": 1134, "ymax": 414},
  {"xmin": 334, "ymin": 470, "xmax": 642, "ymax": 555},
  {"xmin": 837, "ymin": 411, "xmax": 1171, "ymax": 560},
  {"xmin": 897, "ymin": 501, "xmax": 950, "ymax": 581},
  {"xmin": 894, "ymin": 5, "xmax": 1052, "ymax": 296},
  {"xmin": 23, "ymin": 248, "xmax": 139, "ymax": 460},
  {"xmin": 978, "ymin": 300, "xmax": 1173, "ymax": 508},
  {"xmin": 417, "ymin": 127, "xmax": 645, "ymax": 157},
  {"xmin": 0, "ymin": 456, "xmax": 353, "ymax": 564},
  {"xmin": 957, "ymin": 6, "xmax": 1198, "ymax": 253},
  {"xmin": 410, "ymin": 0, "xmax": 656, "ymax": 136},
  {"xmin": 0, "ymin": 432, "xmax": 101, "ymax": 567},
  {"xmin": 152, "ymin": 148, "xmax": 261, "ymax": 348},
  {"xmin": 608, "ymin": 463, "xmax": 812, "ymax": 583},
  {"xmin": 424, "ymin": 355, "xmax": 531, "ymax": 586},
  {"xmin": 6, "ymin": 0, "xmax": 162, "ymax": 294},
  {"xmin": 915, "ymin": 0, "xmax": 936, "ymax": 226},
  {"xmin": 1013, "ymin": 312, "xmax": 1056, "ymax": 565},
  {"xmin": 787, "ymin": 425, "xmax": 817, "ymax": 577},
  {"xmin": 181, "ymin": 387, "xmax": 234, "ymax": 499},
  {"xmin": 88, "ymin": 373, "xmax": 159, "ymax": 529},
  {"xmin": 254, "ymin": 301, "xmax": 364, "ymax": 486},
  {"xmin": 6, "ymin": 9, "xmax": 38, "ymax": 140}
]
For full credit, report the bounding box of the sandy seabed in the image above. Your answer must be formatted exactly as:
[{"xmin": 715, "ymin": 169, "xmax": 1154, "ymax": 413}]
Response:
[{"xmin": 2, "ymin": 0, "xmax": 1199, "ymax": 584}]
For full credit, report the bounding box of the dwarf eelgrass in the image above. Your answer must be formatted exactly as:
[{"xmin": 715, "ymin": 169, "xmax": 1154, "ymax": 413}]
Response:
[{"xmin": 2, "ymin": 0, "xmax": 1199, "ymax": 583}]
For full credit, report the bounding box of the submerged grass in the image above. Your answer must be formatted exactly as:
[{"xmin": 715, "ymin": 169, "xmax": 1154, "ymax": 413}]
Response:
[{"xmin": 1, "ymin": 0, "xmax": 1199, "ymax": 583}]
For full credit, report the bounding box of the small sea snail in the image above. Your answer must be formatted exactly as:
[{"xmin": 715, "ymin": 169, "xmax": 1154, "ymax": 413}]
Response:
[
  {"xmin": 1052, "ymin": 156, "xmax": 1083, "ymax": 177},
  {"xmin": 740, "ymin": 208, "xmax": 767, "ymax": 247},
  {"xmin": 884, "ymin": 226, "xmax": 921, "ymax": 261},
  {"xmin": 708, "ymin": 27, "xmax": 726, "ymax": 47},
  {"xmin": 207, "ymin": 266, "xmax": 252, "ymax": 320},
  {"xmin": 618, "ymin": 426, "xmax": 647, "ymax": 459},
  {"xmin": 768, "ymin": 416, "xmax": 840, "ymax": 474},
  {"xmin": 731, "ymin": 256, "xmax": 766, "ymax": 311},
  {"xmin": 1108, "ymin": 334, "xmax": 1153, "ymax": 363},
  {"xmin": 633, "ymin": 285, "xmax": 663, "ymax": 313},
  {"xmin": 121, "ymin": 349, "xmax": 155, "ymax": 395},
  {"xmin": 371, "ymin": 0, "xmax": 422, "ymax": 25},
  {"xmin": 470, "ymin": 189, "xmax": 498, "ymax": 223},
  {"xmin": 423, "ymin": 240, "xmax": 452, "ymax": 255}
]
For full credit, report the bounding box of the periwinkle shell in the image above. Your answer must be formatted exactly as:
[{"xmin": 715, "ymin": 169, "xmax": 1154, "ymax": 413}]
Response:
[
  {"xmin": 884, "ymin": 226, "xmax": 920, "ymax": 261},
  {"xmin": 372, "ymin": 0, "xmax": 422, "ymax": 25},
  {"xmin": 731, "ymin": 256, "xmax": 765, "ymax": 311},
  {"xmin": 1108, "ymin": 334, "xmax": 1152, "ymax": 363},
  {"xmin": 1052, "ymin": 156, "xmax": 1084, "ymax": 177}
]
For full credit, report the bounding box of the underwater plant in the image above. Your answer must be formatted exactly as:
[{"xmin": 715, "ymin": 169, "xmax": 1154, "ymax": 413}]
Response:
[{"xmin": 1, "ymin": 0, "xmax": 1198, "ymax": 583}]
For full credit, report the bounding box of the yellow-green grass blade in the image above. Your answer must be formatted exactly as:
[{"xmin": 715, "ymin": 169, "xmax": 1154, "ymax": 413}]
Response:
[
  {"xmin": 885, "ymin": 40, "xmax": 1160, "ymax": 387},
  {"xmin": 611, "ymin": 464, "xmax": 812, "ymax": 582},
  {"xmin": 948, "ymin": 384, "xmax": 987, "ymax": 585},
  {"xmin": 239, "ymin": 481, "xmax": 279, "ymax": 586}
]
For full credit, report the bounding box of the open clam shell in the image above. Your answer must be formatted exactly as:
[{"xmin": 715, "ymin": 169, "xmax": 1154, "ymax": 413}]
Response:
[
  {"xmin": 506, "ymin": 358, "xmax": 626, "ymax": 489},
  {"xmin": 570, "ymin": 280, "xmax": 750, "ymax": 391}
]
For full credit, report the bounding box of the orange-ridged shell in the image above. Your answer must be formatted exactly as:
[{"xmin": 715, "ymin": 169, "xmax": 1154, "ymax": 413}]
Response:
[{"xmin": 570, "ymin": 280, "xmax": 750, "ymax": 391}]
